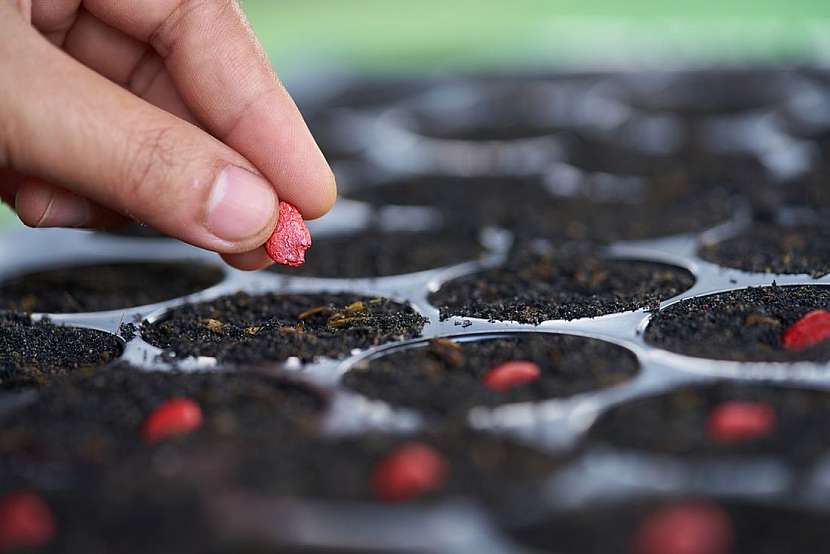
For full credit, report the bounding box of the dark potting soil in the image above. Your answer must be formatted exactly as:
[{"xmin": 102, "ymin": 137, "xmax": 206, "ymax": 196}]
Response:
[
  {"xmin": 269, "ymin": 228, "xmax": 484, "ymax": 278},
  {"xmin": 345, "ymin": 170, "xmax": 740, "ymax": 242},
  {"xmin": 343, "ymin": 333, "xmax": 639, "ymax": 418},
  {"xmin": 0, "ymin": 365, "xmax": 326, "ymax": 471},
  {"xmin": 235, "ymin": 429, "xmax": 559, "ymax": 506},
  {"xmin": 0, "ymin": 261, "xmax": 224, "ymax": 313},
  {"xmin": 586, "ymin": 383, "xmax": 830, "ymax": 463},
  {"xmin": 429, "ymin": 243, "xmax": 695, "ymax": 323},
  {"xmin": 0, "ymin": 312, "xmax": 122, "ymax": 389},
  {"xmin": 618, "ymin": 68, "xmax": 795, "ymax": 116},
  {"xmin": 0, "ymin": 366, "xmax": 327, "ymax": 554},
  {"xmin": 644, "ymin": 285, "xmax": 830, "ymax": 362},
  {"xmin": 142, "ymin": 292, "xmax": 427, "ymax": 363},
  {"xmin": 508, "ymin": 497, "xmax": 828, "ymax": 554},
  {"xmin": 699, "ymin": 222, "xmax": 830, "ymax": 277}
]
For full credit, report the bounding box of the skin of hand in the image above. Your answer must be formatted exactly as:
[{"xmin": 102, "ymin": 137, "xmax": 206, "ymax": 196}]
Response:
[{"xmin": 0, "ymin": 0, "xmax": 336, "ymax": 270}]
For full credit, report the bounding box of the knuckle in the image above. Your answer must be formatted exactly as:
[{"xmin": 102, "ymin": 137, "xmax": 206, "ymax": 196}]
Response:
[{"xmin": 150, "ymin": 0, "xmax": 239, "ymax": 58}]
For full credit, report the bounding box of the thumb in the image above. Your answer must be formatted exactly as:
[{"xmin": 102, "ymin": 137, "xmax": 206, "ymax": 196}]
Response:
[{"xmin": 0, "ymin": 9, "xmax": 279, "ymax": 254}]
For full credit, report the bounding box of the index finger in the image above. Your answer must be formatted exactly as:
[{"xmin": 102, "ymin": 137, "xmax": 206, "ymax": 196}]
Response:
[{"xmin": 82, "ymin": 0, "xmax": 336, "ymax": 219}]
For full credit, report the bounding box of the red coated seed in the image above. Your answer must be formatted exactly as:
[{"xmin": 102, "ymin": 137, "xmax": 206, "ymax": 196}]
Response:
[
  {"xmin": 483, "ymin": 360, "xmax": 541, "ymax": 392},
  {"xmin": 782, "ymin": 310, "xmax": 830, "ymax": 351},
  {"xmin": 0, "ymin": 492, "xmax": 56, "ymax": 551},
  {"xmin": 706, "ymin": 401, "xmax": 776, "ymax": 443},
  {"xmin": 265, "ymin": 201, "xmax": 312, "ymax": 267},
  {"xmin": 633, "ymin": 502, "xmax": 733, "ymax": 554},
  {"xmin": 372, "ymin": 442, "xmax": 448, "ymax": 503},
  {"xmin": 141, "ymin": 398, "xmax": 203, "ymax": 444}
]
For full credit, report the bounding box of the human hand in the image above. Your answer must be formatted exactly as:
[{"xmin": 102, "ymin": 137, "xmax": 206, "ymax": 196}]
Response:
[{"xmin": 0, "ymin": 0, "xmax": 336, "ymax": 270}]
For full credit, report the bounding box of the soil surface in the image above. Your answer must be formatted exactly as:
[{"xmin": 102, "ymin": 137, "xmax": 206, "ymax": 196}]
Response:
[
  {"xmin": 429, "ymin": 243, "xmax": 695, "ymax": 323},
  {"xmin": 0, "ymin": 365, "xmax": 326, "ymax": 554},
  {"xmin": 343, "ymin": 333, "xmax": 639, "ymax": 418},
  {"xmin": 0, "ymin": 262, "xmax": 223, "ymax": 313},
  {"xmin": 699, "ymin": 222, "xmax": 830, "ymax": 277},
  {"xmin": 234, "ymin": 428, "xmax": 559, "ymax": 506},
  {"xmin": 0, "ymin": 365, "xmax": 325, "ymax": 469},
  {"xmin": 345, "ymin": 170, "xmax": 740, "ymax": 242},
  {"xmin": 270, "ymin": 228, "xmax": 484, "ymax": 278},
  {"xmin": 645, "ymin": 285, "xmax": 830, "ymax": 362},
  {"xmin": 587, "ymin": 383, "xmax": 830, "ymax": 463},
  {"xmin": 142, "ymin": 292, "xmax": 427, "ymax": 363},
  {"xmin": 509, "ymin": 498, "xmax": 827, "ymax": 554},
  {"xmin": 0, "ymin": 312, "xmax": 122, "ymax": 389}
]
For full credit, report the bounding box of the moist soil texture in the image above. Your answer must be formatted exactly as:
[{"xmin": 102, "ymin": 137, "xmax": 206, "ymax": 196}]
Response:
[
  {"xmin": 645, "ymin": 285, "xmax": 830, "ymax": 362},
  {"xmin": 142, "ymin": 292, "xmax": 427, "ymax": 363},
  {"xmin": 429, "ymin": 243, "xmax": 695, "ymax": 323},
  {"xmin": 343, "ymin": 333, "xmax": 639, "ymax": 418},
  {"xmin": 345, "ymin": 170, "xmax": 740, "ymax": 242},
  {"xmin": 587, "ymin": 383, "xmax": 830, "ymax": 464},
  {"xmin": 0, "ymin": 261, "xmax": 224, "ymax": 313},
  {"xmin": 0, "ymin": 312, "xmax": 122, "ymax": 389},
  {"xmin": 269, "ymin": 228, "xmax": 484, "ymax": 278},
  {"xmin": 699, "ymin": 222, "xmax": 830, "ymax": 277},
  {"xmin": 508, "ymin": 498, "xmax": 827, "ymax": 554}
]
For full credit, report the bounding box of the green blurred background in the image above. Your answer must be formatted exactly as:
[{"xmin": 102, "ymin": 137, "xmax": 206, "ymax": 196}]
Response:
[{"xmin": 2, "ymin": 0, "xmax": 829, "ymax": 228}]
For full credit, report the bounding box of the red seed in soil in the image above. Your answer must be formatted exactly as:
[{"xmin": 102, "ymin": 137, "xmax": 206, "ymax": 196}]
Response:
[
  {"xmin": 372, "ymin": 442, "xmax": 448, "ymax": 503},
  {"xmin": 782, "ymin": 309, "xmax": 830, "ymax": 351},
  {"xmin": 706, "ymin": 401, "xmax": 776, "ymax": 443},
  {"xmin": 633, "ymin": 502, "xmax": 733, "ymax": 554},
  {"xmin": 483, "ymin": 360, "xmax": 541, "ymax": 392},
  {"xmin": 0, "ymin": 492, "xmax": 56, "ymax": 551},
  {"xmin": 265, "ymin": 201, "xmax": 312, "ymax": 267},
  {"xmin": 141, "ymin": 398, "xmax": 203, "ymax": 443}
]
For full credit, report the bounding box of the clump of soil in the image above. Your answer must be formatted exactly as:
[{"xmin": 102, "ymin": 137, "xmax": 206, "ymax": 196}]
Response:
[
  {"xmin": 142, "ymin": 292, "xmax": 427, "ymax": 363},
  {"xmin": 644, "ymin": 285, "xmax": 830, "ymax": 362},
  {"xmin": 0, "ymin": 312, "xmax": 122, "ymax": 389},
  {"xmin": 508, "ymin": 497, "xmax": 827, "ymax": 554},
  {"xmin": 343, "ymin": 333, "xmax": 639, "ymax": 418},
  {"xmin": 270, "ymin": 228, "xmax": 484, "ymax": 278},
  {"xmin": 0, "ymin": 262, "xmax": 224, "ymax": 313},
  {"xmin": 699, "ymin": 222, "xmax": 830, "ymax": 277},
  {"xmin": 345, "ymin": 169, "xmax": 740, "ymax": 242},
  {"xmin": 587, "ymin": 383, "xmax": 830, "ymax": 464},
  {"xmin": 429, "ymin": 243, "xmax": 695, "ymax": 323}
]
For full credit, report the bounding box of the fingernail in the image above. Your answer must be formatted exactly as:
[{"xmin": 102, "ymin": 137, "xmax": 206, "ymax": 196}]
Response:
[
  {"xmin": 44, "ymin": 193, "xmax": 91, "ymax": 227},
  {"xmin": 22, "ymin": 188, "xmax": 90, "ymax": 228},
  {"xmin": 206, "ymin": 166, "xmax": 276, "ymax": 242}
]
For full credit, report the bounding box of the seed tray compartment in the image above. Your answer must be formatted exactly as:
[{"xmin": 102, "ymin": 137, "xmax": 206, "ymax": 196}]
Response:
[{"xmin": 2, "ymin": 67, "xmax": 830, "ymax": 552}]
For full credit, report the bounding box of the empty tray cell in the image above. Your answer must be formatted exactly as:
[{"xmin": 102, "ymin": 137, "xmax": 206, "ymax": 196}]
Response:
[
  {"xmin": 0, "ymin": 313, "xmax": 122, "ymax": 389},
  {"xmin": 343, "ymin": 333, "xmax": 639, "ymax": 418},
  {"xmin": 699, "ymin": 221, "xmax": 830, "ymax": 277},
  {"xmin": 429, "ymin": 243, "xmax": 695, "ymax": 323},
  {"xmin": 269, "ymin": 227, "xmax": 484, "ymax": 278},
  {"xmin": 0, "ymin": 261, "xmax": 224, "ymax": 313},
  {"xmin": 142, "ymin": 292, "xmax": 427, "ymax": 364},
  {"xmin": 645, "ymin": 285, "xmax": 830, "ymax": 362}
]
